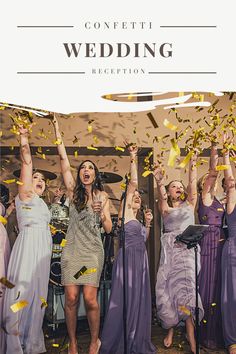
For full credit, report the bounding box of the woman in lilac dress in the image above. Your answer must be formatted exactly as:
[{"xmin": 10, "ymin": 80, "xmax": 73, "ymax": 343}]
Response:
[
  {"xmin": 0, "ymin": 185, "xmax": 11, "ymax": 354},
  {"xmin": 221, "ymin": 136, "xmax": 236, "ymax": 354},
  {"xmin": 197, "ymin": 142, "xmax": 225, "ymax": 349},
  {"xmin": 3, "ymin": 124, "xmax": 53, "ymax": 354},
  {"xmin": 100, "ymin": 143, "xmax": 156, "ymax": 354},
  {"xmin": 153, "ymin": 152, "xmax": 204, "ymax": 354}
]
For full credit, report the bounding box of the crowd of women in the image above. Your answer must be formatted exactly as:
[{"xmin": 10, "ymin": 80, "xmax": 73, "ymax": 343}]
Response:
[{"xmin": 0, "ymin": 116, "xmax": 236, "ymax": 354}]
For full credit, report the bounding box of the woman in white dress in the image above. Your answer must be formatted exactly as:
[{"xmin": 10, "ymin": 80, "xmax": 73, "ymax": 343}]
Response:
[{"xmin": 3, "ymin": 124, "xmax": 54, "ymax": 354}]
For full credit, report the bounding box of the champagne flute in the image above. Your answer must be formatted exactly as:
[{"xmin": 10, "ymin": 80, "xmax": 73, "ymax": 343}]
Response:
[{"xmin": 93, "ymin": 193, "xmax": 102, "ymax": 228}]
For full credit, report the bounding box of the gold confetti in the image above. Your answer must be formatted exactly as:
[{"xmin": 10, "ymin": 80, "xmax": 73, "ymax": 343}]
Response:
[
  {"xmin": 87, "ymin": 124, "xmax": 93, "ymax": 133},
  {"xmin": 53, "ymin": 139, "xmax": 62, "ymax": 145},
  {"xmin": 16, "ymin": 181, "xmax": 24, "ymax": 185},
  {"xmin": 215, "ymin": 165, "xmax": 229, "ymax": 171},
  {"xmin": 168, "ymin": 139, "xmax": 180, "ymax": 167},
  {"xmin": 83, "ymin": 268, "xmax": 97, "ymax": 275},
  {"xmin": 0, "ymin": 215, "xmax": 7, "ymax": 225},
  {"xmin": 60, "ymin": 239, "xmax": 67, "ymax": 247},
  {"xmin": 211, "ymin": 302, "xmax": 217, "ymax": 307},
  {"xmin": 52, "ymin": 344, "xmax": 60, "ymax": 348},
  {"xmin": 142, "ymin": 170, "xmax": 153, "ymax": 177},
  {"xmin": 163, "ymin": 118, "xmax": 178, "ymax": 131},
  {"xmin": 179, "ymin": 305, "xmax": 191, "ymax": 316},
  {"xmin": 217, "ymin": 208, "xmax": 224, "ymax": 212},
  {"xmin": 203, "ymin": 319, "xmax": 207, "ymax": 324},
  {"xmin": 120, "ymin": 183, "xmax": 126, "ymax": 190},
  {"xmin": 74, "ymin": 150, "xmax": 78, "ymax": 158},
  {"xmin": 35, "ymin": 152, "xmax": 46, "ymax": 160},
  {"xmin": 179, "ymin": 151, "xmax": 193, "ymax": 169},
  {"xmin": 0, "ymin": 277, "xmax": 15, "ymax": 288},
  {"xmin": 40, "ymin": 296, "xmax": 48, "ymax": 309},
  {"xmin": 87, "ymin": 146, "xmax": 98, "ymax": 151},
  {"xmin": 10, "ymin": 300, "xmax": 28, "ymax": 313},
  {"xmin": 3, "ymin": 179, "xmax": 16, "ymax": 184},
  {"xmin": 115, "ymin": 146, "xmax": 125, "ymax": 152}
]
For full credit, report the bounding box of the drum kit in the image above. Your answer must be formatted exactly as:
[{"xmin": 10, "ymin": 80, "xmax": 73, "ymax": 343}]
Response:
[{"xmin": 49, "ymin": 172, "xmax": 122, "ymax": 287}]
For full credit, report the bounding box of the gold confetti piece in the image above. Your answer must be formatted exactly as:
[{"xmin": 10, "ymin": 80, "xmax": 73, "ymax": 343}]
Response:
[
  {"xmin": 73, "ymin": 136, "xmax": 79, "ymax": 144},
  {"xmin": 215, "ymin": 165, "xmax": 229, "ymax": 171},
  {"xmin": 53, "ymin": 139, "xmax": 62, "ymax": 145},
  {"xmin": 105, "ymin": 94, "xmax": 112, "ymax": 99},
  {"xmin": 3, "ymin": 179, "xmax": 16, "ymax": 184},
  {"xmin": 203, "ymin": 319, "xmax": 207, "ymax": 324},
  {"xmin": 37, "ymin": 146, "xmax": 42, "ymax": 153},
  {"xmin": 83, "ymin": 268, "xmax": 97, "ymax": 275},
  {"xmin": 87, "ymin": 124, "xmax": 93, "ymax": 133},
  {"xmin": 179, "ymin": 151, "xmax": 193, "ymax": 169},
  {"xmin": 179, "ymin": 305, "xmax": 191, "ymax": 316},
  {"xmin": 35, "ymin": 152, "xmax": 46, "ymax": 159},
  {"xmin": 10, "ymin": 300, "xmax": 28, "ymax": 313},
  {"xmin": 74, "ymin": 266, "xmax": 87, "ymax": 279},
  {"xmin": 87, "ymin": 146, "xmax": 98, "ymax": 151},
  {"xmin": 211, "ymin": 302, "xmax": 217, "ymax": 307},
  {"xmin": 217, "ymin": 208, "xmax": 224, "ymax": 212},
  {"xmin": 120, "ymin": 183, "xmax": 126, "ymax": 190},
  {"xmin": 168, "ymin": 138, "xmax": 180, "ymax": 167},
  {"xmin": 115, "ymin": 146, "xmax": 125, "ymax": 152},
  {"xmin": 52, "ymin": 344, "xmax": 59, "ymax": 348},
  {"xmin": 0, "ymin": 277, "xmax": 15, "ymax": 288},
  {"xmin": 74, "ymin": 150, "xmax": 78, "ymax": 158},
  {"xmin": 163, "ymin": 118, "xmax": 178, "ymax": 131},
  {"xmin": 0, "ymin": 215, "xmax": 7, "ymax": 225},
  {"xmin": 93, "ymin": 135, "xmax": 99, "ymax": 144},
  {"xmin": 60, "ymin": 239, "xmax": 67, "ymax": 247},
  {"xmin": 147, "ymin": 112, "xmax": 158, "ymax": 128},
  {"xmin": 16, "ymin": 181, "xmax": 23, "ymax": 185},
  {"xmin": 40, "ymin": 296, "xmax": 48, "ymax": 309},
  {"xmin": 22, "ymin": 206, "xmax": 31, "ymax": 210},
  {"xmin": 127, "ymin": 94, "xmax": 133, "ymax": 100},
  {"xmin": 142, "ymin": 170, "xmax": 153, "ymax": 177}
]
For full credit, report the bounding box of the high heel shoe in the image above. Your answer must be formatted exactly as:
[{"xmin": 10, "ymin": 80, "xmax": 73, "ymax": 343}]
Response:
[{"xmin": 95, "ymin": 339, "xmax": 101, "ymax": 354}]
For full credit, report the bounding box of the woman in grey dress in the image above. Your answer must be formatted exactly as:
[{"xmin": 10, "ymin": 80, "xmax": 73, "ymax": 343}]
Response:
[
  {"xmin": 3, "ymin": 124, "xmax": 53, "ymax": 353},
  {"xmin": 153, "ymin": 152, "xmax": 204, "ymax": 354},
  {"xmin": 52, "ymin": 114, "xmax": 112, "ymax": 354}
]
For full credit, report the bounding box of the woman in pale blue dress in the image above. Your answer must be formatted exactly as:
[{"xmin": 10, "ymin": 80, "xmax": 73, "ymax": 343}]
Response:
[
  {"xmin": 153, "ymin": 153, "xmax": 204, "ymax": 354},
  {"xmin": 3, "ymin": 124, "xmax": 54, "ymax": 354}
]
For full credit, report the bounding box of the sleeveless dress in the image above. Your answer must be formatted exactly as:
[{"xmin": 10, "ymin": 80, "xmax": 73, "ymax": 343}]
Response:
[
  {"xmin": 198, "ymin": 196, "xmax": 225, "ymax": 349},
  {"xmin": 0, "ymin": 203, "xmax": 11, "ymax": 354},
  {"xmin": 156, "ymin": 202, "xmax": 204, "ymax": 328},
  {"xmin": 221, "ymin": 205, "xmax": 236, "ymax": 348},
  {"xmin": 100, "ymin": 220, "xmax": 156, "ymax": 354},
  {"xmin": 3, "ymin": 194, "xmax": 52, "ymax": 354},
  {"xmin": 61, "ymin": 203, "xmax": 104, "ymax": 287}
]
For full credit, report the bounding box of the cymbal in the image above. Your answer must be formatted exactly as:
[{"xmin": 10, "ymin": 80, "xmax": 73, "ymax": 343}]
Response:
[
  {"xmin": 13, "ymin": 169, "xmax": 57, "ymax": 180},
  {"xmin": 100, "ymin": 172, "xmax": 123, "ymax": 184}
]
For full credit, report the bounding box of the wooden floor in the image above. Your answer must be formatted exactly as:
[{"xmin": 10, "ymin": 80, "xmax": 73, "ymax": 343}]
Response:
[{"xmin": 44, "ymin": 321, "xmax": 227, "ymax": 354}]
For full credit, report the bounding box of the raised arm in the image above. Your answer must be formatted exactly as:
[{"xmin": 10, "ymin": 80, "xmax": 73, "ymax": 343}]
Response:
[
  {"xmin": 187, "ymin": 151, "xmax": 198, "ymax": 208},
  {"xmin": 201, "ymin": 143, "xmax": 219, "ymax": 205},
  {"xmin": 222, "ymin": 135, "xmax": 236, "ymax": 214},
  {"xmin": 52, "ymin": 114, "xmax": 75, "ymax": 197},
  {"xmin": 153, "ymin": 165, "xmax": 169, "ymax": 215},
  {"xmin": 18, "ymin": 125, "xmax": 35, "ymax": 201}
]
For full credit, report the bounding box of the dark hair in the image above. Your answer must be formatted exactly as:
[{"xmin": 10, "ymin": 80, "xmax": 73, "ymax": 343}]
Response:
[
  {"xmin": 166, "ymin": 180, "xmax": 187, "ymax": 207},
  {"xmin": 73, "ymin": 160, "xmax": 104, "ymax": 212},
  {"xmin": 0, "ymin": 184, "xmax": 10, "ymax": 207}
]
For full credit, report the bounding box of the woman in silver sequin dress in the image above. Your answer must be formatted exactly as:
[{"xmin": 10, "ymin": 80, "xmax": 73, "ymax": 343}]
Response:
[{"xmin": 52, "ymin": 114, "xmax": 112, "ymax": 354}]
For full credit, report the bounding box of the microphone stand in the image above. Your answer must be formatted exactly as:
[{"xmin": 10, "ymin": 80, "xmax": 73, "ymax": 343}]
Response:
[
  {"xmin": 176, "ymin": 231, "xmax": 203, "ymax": 354},
  {"xmin": 119, "ymin": 174, "xmax": 129, "ymax": 354}
]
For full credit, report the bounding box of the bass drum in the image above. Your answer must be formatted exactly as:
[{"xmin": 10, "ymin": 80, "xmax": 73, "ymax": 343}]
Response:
[
  {"xmin": 49, "ymin": 203, "xmax": 69, "ymax": 231},
  {"xmin": 50, "ymin": 256, "xmax": 62, "ymax": 287}
]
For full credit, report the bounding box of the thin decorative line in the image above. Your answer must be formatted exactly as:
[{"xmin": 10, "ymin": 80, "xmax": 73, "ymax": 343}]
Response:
[
  {"xmin": 160, "ymin": 25, "xmax": 217, "ymax": 28},
  {"xmin": 17, "ymin": 25, "xmax": 74, "ymax": 28},
  {"xmin": 17, "ymin": 71, "xmax": 85, "ymax": 74},
  {"xmin": 148, "ymin": 71, "xmax": 217, "ymax": 74}
]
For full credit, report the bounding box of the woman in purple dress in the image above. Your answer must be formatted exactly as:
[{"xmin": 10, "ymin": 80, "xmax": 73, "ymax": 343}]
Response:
[
  {"xmin": 197, "ymin": 142, "xmax": 225, "ymax": 349},
  {"xmin": 0, "ymin": 185, "xmax": 11, "ymax": 354},
  {"xmin": 153, "ymin": 152, "xmax": 204, "ymax": 354},
  {"xmin": 100, "ymin": 143, "xmax": 156, "ymax": 354},
  {"xmin": 221, "ymin": 136, "xmax": 236, "ymax": 354}
]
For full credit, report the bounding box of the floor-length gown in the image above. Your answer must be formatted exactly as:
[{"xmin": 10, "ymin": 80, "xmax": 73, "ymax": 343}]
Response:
[
  {"xmin": 198, "ymin": 196, "xmax": 225, "ymax": 349},
  {"xmin": 100, "ymin": 220, "xmax": 156, "ymax": 354},
  {"xmin": 0, "ymin": 203, "xmax": 11, "ymax": 354},
  {"xmin": 221, "ymin": 205, "xmax": 236, "ymax": 348},
  {"xmin": 156, "ymin": 202, "xmax": 204, "ymax": 328},
  {"xmin": 3, "ymin": 194, "xmax": 52, "ymax": 354}
]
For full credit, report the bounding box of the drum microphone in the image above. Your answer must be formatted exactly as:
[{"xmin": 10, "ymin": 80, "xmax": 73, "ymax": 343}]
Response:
[{"xmin": 60, "ymin": 194, "xmax": 66, "ymax": 206}]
